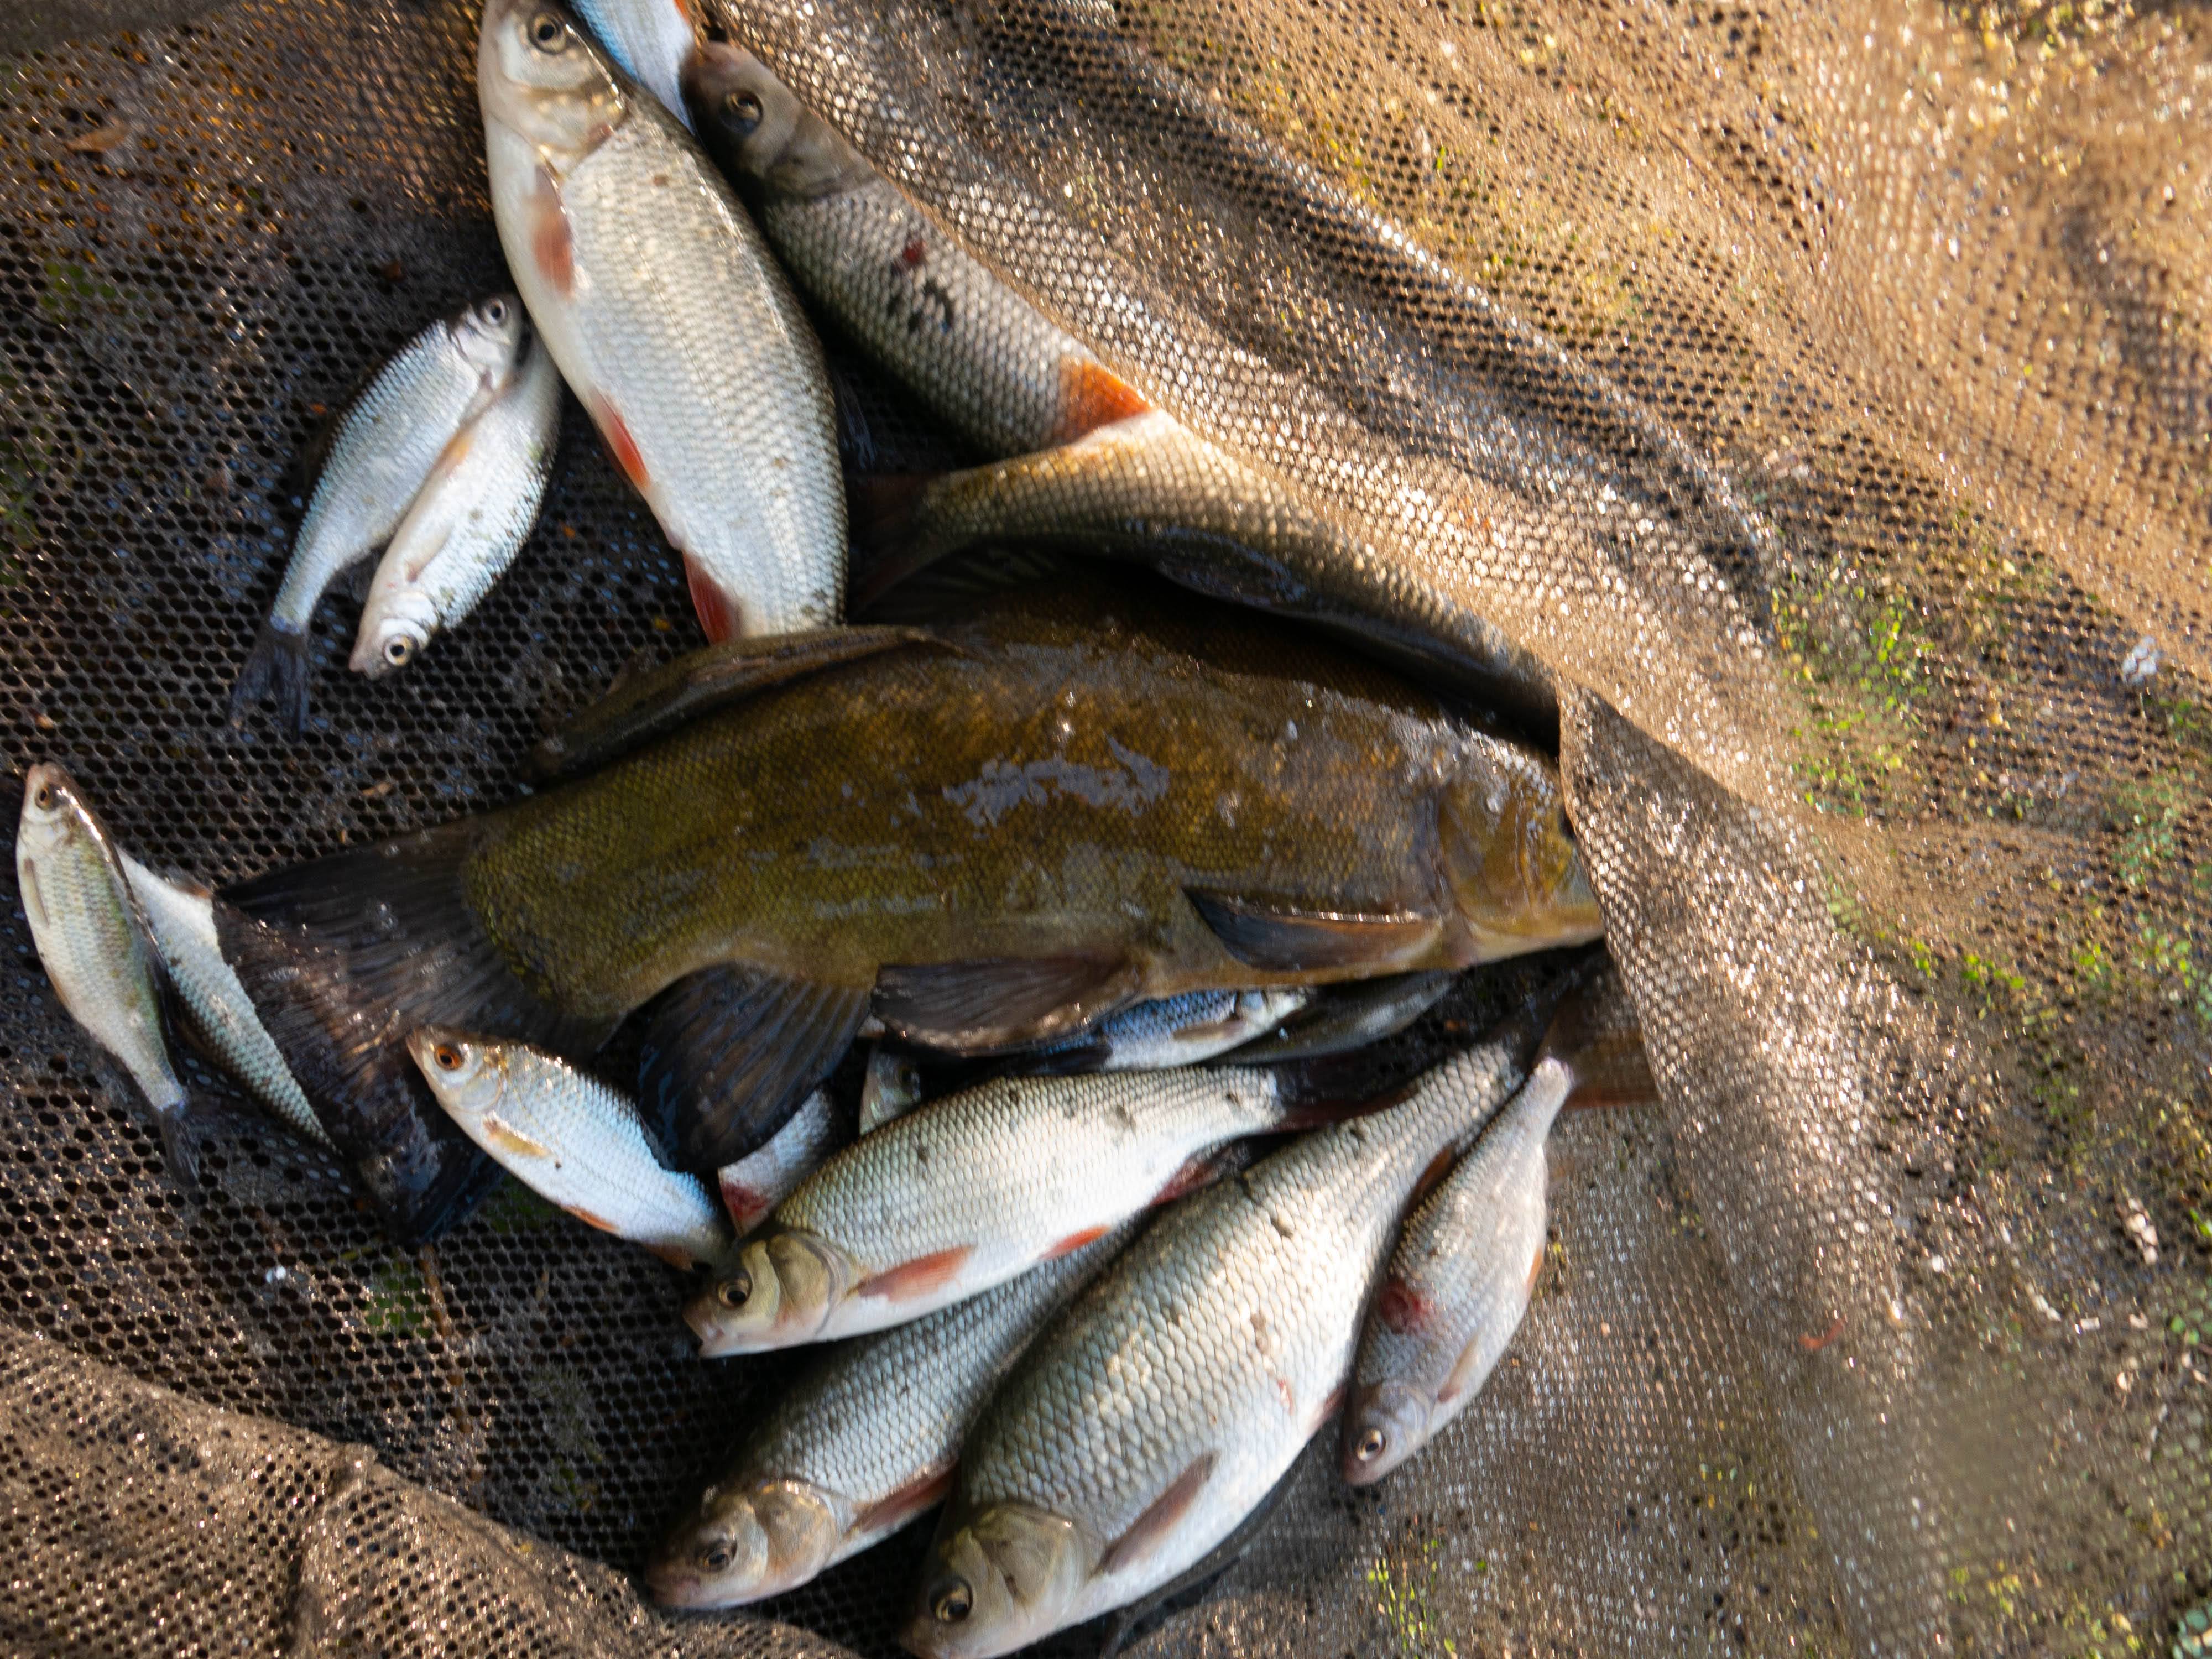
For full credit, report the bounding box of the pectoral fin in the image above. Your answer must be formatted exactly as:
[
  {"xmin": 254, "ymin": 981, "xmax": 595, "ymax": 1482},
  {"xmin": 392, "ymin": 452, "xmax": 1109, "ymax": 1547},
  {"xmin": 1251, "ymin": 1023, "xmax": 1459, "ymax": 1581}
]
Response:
[
  {"xmin": 531, "ymin": 626, "xmax": 951, "ymax": 779},
  {"xmin": 1184, "ymin": 890, "xmax": 1441, "ymax": 972},
  {"xmin": 1099, "ymin": 1452, "xmax": 1218, "ymax": 1577},
  {"xmin": 641, "ymin": 966, "xmax": 869, "ymax": 1170},
  {"xmin": 873, "ymin": 953, "xmax": 1142, "ymax": 1052}
]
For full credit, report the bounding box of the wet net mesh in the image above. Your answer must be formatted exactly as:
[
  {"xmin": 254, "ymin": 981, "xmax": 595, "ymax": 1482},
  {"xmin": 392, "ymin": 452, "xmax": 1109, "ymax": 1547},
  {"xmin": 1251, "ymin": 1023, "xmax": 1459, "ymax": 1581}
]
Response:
[{"xmin": 0, "ymin": 0, "xmax": 2205, "ymax": 1653}]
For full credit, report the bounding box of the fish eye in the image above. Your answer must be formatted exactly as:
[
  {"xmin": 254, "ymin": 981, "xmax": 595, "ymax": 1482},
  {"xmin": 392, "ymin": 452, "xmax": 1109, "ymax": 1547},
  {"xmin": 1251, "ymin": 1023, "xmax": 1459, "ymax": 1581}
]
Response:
[
  {"xmin": 528, "ymin": 11, "xmax": 570, "ymax": 50},
  {"xmin": 716, "ymin": 1270, "xmax": 753, "ymax": 1308},
  {"xmin": 700, "ymin": 1543, "xmax": 733, "ymax": 1571},
  {"xmin": 432, "ymin": 1043, "xmax": 464, "ymax": 1071},
  {"xmin": 32, "ymin": 782, "xmax": 54, "ymax": 810},
  {"xmin": 722, "ymin": 90, "xmax": 764, "ymax": 134},
  {"xmin": 930, "ymin": 1578, "xmax": 974, "ymax": 1623},
  {"xmin": 1354, "ymin": 1425, "xmax": 1387, "ymax": 1463},
  {"xmin": 384, "ymin": 637, "xmax": 414, "ymax": 667},
  {"xmin": 484, "ymin": 299, "xmax": 507, "ymax": 324}
]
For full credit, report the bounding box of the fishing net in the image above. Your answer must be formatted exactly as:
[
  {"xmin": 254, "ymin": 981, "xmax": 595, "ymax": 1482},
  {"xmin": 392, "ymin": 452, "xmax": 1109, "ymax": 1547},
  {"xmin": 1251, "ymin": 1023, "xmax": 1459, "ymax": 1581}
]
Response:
[{"xmin": 0, "ymin": 0, "xmax": 2203, "ymax": 1652}]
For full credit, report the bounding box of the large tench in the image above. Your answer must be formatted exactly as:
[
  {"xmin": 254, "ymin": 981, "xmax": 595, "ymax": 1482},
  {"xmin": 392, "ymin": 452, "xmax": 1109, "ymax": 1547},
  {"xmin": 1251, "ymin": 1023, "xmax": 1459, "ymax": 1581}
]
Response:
[
  {"xmin": 900, "ymin": 1004, "xmax": 1547, "ymax": 1656},
  {"xmin": 214, "ymin": 576, "xmax": 1598, "ymax": 1237},
  {"xmin": 479, "ymin": 0, "xmax": 843, "ymax": 644}
]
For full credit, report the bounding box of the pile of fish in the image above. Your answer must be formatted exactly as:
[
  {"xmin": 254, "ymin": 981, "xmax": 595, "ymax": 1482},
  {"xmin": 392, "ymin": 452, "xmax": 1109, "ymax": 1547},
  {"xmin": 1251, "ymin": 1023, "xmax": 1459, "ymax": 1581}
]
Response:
[{"xmin": 12, "ymin": 1, "xmax": 1662, "ymax": 1652}]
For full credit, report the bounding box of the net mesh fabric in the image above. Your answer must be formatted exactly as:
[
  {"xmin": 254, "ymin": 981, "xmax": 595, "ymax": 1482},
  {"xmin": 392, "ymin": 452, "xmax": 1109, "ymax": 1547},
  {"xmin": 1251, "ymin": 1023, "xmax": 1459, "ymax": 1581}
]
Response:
[{"xmin": 0, "ymin": 0, "xmax": 2203, "ymax": 1653}]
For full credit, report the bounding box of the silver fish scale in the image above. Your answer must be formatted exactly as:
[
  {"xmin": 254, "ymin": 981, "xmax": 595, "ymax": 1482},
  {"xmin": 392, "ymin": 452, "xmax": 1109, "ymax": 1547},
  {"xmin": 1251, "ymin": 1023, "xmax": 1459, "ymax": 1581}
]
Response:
[
  {"xmin": 778, "ymin": 1066, "xmax": 1286, "ymax": 1279},
  {"xmin": 559, "ymin": 115, "xmax": 843, "ymax": 633},
  {"xmin": 961, "ymin": 1037, "xmax": 1527, "ymax": 1609},
  {"xmin": 738, "ymin": 1228, "xmax": 1131, "ymax": 1526},
  {"xmin": 1355, "ymin": 1057, "xmax": 1566, "ymax": 1407},
  {"xmin": 765, "ymin": 180, "xmax": 1097, "ymax": 457},
  {"xmin": 270, "ymin": 321, "xmax": 503, "ymax": 630},
  {"xmin": 18, "ymin": 810, "xmax": 182, "ymax": 1115},
  {"xmin": 119, "ymin": 855, "xmax": 328, "ymax": 1149}
]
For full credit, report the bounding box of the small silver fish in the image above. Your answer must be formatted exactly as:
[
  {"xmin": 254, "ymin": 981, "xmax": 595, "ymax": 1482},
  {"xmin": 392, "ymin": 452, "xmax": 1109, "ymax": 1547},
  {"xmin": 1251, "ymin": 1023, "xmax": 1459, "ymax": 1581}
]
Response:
[
  {"xmin": 119, "ymin": 854, "xmax": 330, "ymax": 1150},
  {"xmin": 16, "ymin": 764, "xmax": 195, "ymax": 1184},
  {"xmin": 1042, "ymin": 987, "xmax": 1310, "ymax": 1072},
  {"xmin": 232, "ymin": 295, "xmax": 526, "ymax": 732},
  {"xmin": 350, "ymin": 328, "xmax": 563, "ymax": 677},
  {"xmin": 409, "ymin": 1029, "xmax": 729, "ymax": 1266},
  {"xmin": 646, "ymin": 1224, "xmax": 1131, "ymax": 1609},
  {"xmin": 571, "ymin": 0, "xmax": 700, "ymax": 128},
  {"xmin": 479, "ymin": 1, "xmax": 844, "ymax": 645},
  {"xmin": 1341, "ymin": 1055, "xmax": 1567, "ymax": 1485},
  {"xmin": 718, "ymin": 1088, "xmax": 847, "ymax": 1235}
]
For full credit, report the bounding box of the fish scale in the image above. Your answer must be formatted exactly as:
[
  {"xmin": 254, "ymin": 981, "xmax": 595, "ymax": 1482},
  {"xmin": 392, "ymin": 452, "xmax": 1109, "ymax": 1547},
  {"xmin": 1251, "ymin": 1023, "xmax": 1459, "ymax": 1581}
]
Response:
[{"xmin": 907, "ymin": 1029, "xmax": 1533, "ymax": 1656}]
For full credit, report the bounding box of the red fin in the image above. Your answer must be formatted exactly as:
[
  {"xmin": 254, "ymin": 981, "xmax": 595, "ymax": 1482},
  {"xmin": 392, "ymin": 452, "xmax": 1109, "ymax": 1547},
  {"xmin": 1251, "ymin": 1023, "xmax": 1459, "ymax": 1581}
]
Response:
[
  {"xmin": 1050, "ymin": 358, "xmax": 1152, "ymax": 444},
  {"xmin": 1525, "ymin": 1240, "xmax": 1546, "ymax": 1297},
  {"xmin": 854, "ymin": 1461, "xmax": 954, "ymax": 1535},
  {"xmin": 719, "ymin": 1175, "xmax": 769, "ymax": 1235},
  {"xmin": 530, "ymin": 164, "xmax": 573, "ymax": 297},
  {"xmin": 1151, "ymin": 1146, "xmax": 1240, "ymax": 1207},
  {"xmin": 1046, "ymin": 1224, "xmax": 1110, "ymax": 1259},
  {"xmin": 685, "ymin": 555, "xmax": 742, "ymax": 644},
  {"xmin": 568, "ymin": 1206, "xmax": 622, "ymax": 1236},
  {"xmin": 1099, "ymin": 1451, "xmax": 1216, "ymax": 1576},
  {"xmin": 593, "ymin": 398, "xmax": 651, "ymax": 494},
  {"xmin": 856, "ymin": 1245, "xmax": 973, "ymax": 1302},
  {"xmin": 1374, "ymin": 1277, "xmax": 1432, "ymax": 1335}
]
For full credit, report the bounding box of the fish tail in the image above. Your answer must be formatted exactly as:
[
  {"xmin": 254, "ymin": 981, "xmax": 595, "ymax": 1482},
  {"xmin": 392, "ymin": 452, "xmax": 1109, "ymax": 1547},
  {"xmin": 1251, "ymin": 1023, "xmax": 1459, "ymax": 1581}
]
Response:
[
  {"xmin": 150, "ymin": 1093, "xmax": 202, "ymax": 1191},
  {"xmin": 213, "ymin": 822, "xmax": 585, "ymax": 1241},
  {"xmin": 229, "ymin": 620, "xmax": 314, "ymax": 736}
]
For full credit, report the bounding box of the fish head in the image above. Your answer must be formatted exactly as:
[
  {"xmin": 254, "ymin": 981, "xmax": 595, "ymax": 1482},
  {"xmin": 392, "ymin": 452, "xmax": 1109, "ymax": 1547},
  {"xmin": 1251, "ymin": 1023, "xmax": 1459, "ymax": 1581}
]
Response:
[
  {"xmin": 479, "ymin": 0, "xmax": 630, "ymax": 171},
  {"xmin": 1437, "ymin": 738, "xmax": 1604, "ymax": 958},
  {"xmin": 15, "ymin": 762, "xmax": 129, "ymax": 934},
  {"xmin": 406, "ymin": 1029, "xmax": 510, "ymax": 1123},
  {"xmin": 16, "ymin": 763, "xmax": 97, "ymax": 870},
  {"xmin": 684, "ymin": 1228, "xmax": 848, "ymax": 1354},
  {"xmin": 682, "ymin": 40, "xmax": 868, "ymax": 200},
  {"xmin": 450, "ymin": 293, "xmax": 529, "ymax": 377},
  {"xmin": 901, "ymin": 1500, "xmax": 1090, "ymax": 1659},
  {"xmin": 644, "ymin": 1475, "xmax": 841, "ymax": 1608},
  {"xmin": 1339, "ymin": 1378, "xmax": 1433, "ymax": 1486},
  {"xmin": 351, "ymin": 586, "xmax": 441, "ymax": 681}
]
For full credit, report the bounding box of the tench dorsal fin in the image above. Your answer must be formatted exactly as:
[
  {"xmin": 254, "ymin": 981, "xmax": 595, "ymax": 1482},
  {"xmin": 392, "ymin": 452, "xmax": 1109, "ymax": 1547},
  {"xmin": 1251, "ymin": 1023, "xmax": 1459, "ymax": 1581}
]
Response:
[
  {"xmin": 643, "ymin": 965, "xmax": 870, "ymax": 1171},
  {"xmin": 530, "ymin": 626, "xmax": 952, "ymax": 780},
  {"xmin": 872, "ymin": 952, "xmax": 1143, "ymax": 1052},
  {"xmin": 1099, "ymin": 1452, "xmax": 1218, "ymax": 1577},
  {"xmin": 1183, "ymin": 890, "xmax": 1441, "ymax": 972}
]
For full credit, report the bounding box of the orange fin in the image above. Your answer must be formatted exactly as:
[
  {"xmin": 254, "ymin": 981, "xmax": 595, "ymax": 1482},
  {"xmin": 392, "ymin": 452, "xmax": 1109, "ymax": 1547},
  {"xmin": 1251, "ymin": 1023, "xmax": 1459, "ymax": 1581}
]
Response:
[
  {"xmin": 530, "ymin": 164, "xmax": 574, "ymax": 298},
  {"xmin": 1525, "ymin": 1239, "xmax": 1546, "ymax": 1297},
  {"xmin": 1045, "ymin": 1224, "xmax": 1110, "ymax": 1259},
  {"xmin": 484, "ymin": 1117, "xmax": 552, "ymax": 1161},
  {"xmin": 685, "ymin": 554, "xmax": 741, "ymax": 644},
  {"xmin": 719, "ymin": 1174, "xmax": 770, "ymax": 1235},
  {"xmin": 856, "ymin": 1245, "xmax": 972, "ymax": 1302},
  {"xmin": 1050, "ymin": 358, "xmax": 1152, "ymax": 444},
  {"xmin": 1184, "ymin": 889, "xmax": 1441, "ymax": 972},
  {"xmin": 567, "ymin": 1205, "xmax": 622, "ymax": 1236},
  {"xmin": 1099, "ymin": 1451, "xmax": 1216, "ymax": 1576},
  {"xmin": 593, "ymin": 397, "xmax": 651, "ymax": 495},
  {"xmin": 854, "ymin": 1461, "xmax": 956, "ymax": 1535}
]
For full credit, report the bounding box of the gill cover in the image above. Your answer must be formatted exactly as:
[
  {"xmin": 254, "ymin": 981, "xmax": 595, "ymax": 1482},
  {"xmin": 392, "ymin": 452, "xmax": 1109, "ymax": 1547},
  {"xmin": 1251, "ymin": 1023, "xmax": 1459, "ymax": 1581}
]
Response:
[
  {"xmin": 903, "ymin": 1501, "xmax": 1090, "ymax": 1659},
  {"xmin": 478, "ymin": 0, "xmax": 630, "ymax": 167},
  {"xmin": 683, "ymin": 1228, "xmax": 848, "ymax": 1355},
  {"xmin": 646, "ymin": 1476, "xmax": 841, "ymax": 1608},
  {"xmin": 1437, "ymin": 740, "xmax": 1603, "ymax": 957}
]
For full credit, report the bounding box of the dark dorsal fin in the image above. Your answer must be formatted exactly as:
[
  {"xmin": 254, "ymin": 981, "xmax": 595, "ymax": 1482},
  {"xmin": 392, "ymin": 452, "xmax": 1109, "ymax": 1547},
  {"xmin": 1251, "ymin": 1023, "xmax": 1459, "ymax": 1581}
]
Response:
[
  {"xmin": 1183, "ymin": 889, "xmax": 1441, "ymax": 973},
  {"xmin": 872, "ymin": 953, "xmax": 1143, "ymax": 1053},
  {"xmin": 530, "ymin": 626, "xmax": 952, "ymax": 780},
  {"xmin": 641, "ymin": 964, "xmax": 870, "ymax": 1170}
]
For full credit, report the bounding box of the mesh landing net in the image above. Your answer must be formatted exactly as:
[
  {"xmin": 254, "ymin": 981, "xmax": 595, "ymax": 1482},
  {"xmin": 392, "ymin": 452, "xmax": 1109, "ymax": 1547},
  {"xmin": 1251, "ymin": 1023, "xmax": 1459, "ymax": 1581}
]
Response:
[{"xmin": 0, "ymin": 0, "xmax": 2206, "ymax": 1654}]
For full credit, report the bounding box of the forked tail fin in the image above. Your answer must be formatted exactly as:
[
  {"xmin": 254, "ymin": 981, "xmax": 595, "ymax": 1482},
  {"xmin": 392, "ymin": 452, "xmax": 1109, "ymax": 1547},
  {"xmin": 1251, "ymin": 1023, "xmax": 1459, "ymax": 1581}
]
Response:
[{"xmin": 214, "ymin": 820, "xmax": 599, "ymax": 1243}]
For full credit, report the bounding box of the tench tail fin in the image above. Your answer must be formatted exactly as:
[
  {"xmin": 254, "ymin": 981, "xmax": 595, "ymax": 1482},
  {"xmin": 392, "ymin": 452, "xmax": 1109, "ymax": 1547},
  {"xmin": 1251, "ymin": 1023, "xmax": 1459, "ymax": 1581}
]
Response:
[
  {"xmin": 213, "ymin": 823, "xmax": 589, "ymax": 1241},
  {"xmin": 1539, "ymin": 965, "xmax": 1656, "ymax": 1109},
  {"xmin": 229, "ymin": 621, "xmax": 314, "ymax": 736}
]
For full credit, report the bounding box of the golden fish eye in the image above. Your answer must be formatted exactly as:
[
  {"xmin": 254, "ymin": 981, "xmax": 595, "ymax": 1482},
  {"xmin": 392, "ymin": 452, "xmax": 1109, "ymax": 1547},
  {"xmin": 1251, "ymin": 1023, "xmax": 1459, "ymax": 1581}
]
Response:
[
  {"xmin": 716, "ymin": 1270, "xmax": 753, "ymax": 1309},
  {"xmin": 528, "ymin": 11, "xmax": 570, "ymax": 50},
  {"xmin": 723, "ymin": 90, "xmax": 764, "ymax": 131},
  {"xmin": 384, "ymin": 637, "xmax": 413, "ymax": 667},
  {"xmin": 1354, "ymin": 1425, "xmax": 1386, "ymax": 1462},
  {"xmin": 432, "ymin": 1044, "xmax": 463, "ymax": 1071},
  {"xmin": 931, "ymin": 1579, "xmax": 974, "ymax": 1623},
  {"xmin": 701, "ymin": 1543, "xmax": 733, "ymax": 1571},
  {"xmin": 32, "ymin": 783, "xmax": 53, "ymax": 810}
]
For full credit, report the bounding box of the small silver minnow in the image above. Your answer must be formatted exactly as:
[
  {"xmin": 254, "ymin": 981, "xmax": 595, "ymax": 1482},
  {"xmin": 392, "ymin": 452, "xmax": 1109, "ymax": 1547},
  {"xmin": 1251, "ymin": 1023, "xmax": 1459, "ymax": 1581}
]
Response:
[
  {"xmin": 646, "ymin": 1224, "xmax": 1133, "ymax": 1609},
  {"xmin": 119, "ymin": 855, "xmax": 330, "ymax": 1150},
  {"xmin": 409, "ymin": 1029, "xmax": 729, "ymax": 1266},
  {"xmin": 1041, "ymin": 987, "xmax": 1310, "ymax": 1071},
  {"xmin": 1341, "ymin": 1055, "xmax": 1568, "ymax": 1485},
  {"xmin": 351, "ymin": 327, "xmax": 562, "ymax": 677},
  {"xmin": 232, "ymin": 295, "xmax": 526, "ymax": 732},
  {"xmin": 718, "ymin": 1088, "xmax": 846, "ymax": 1235},
  {"xmin": 17, "ymin": 764, "xmax": 195, "ymax": 1185}
]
